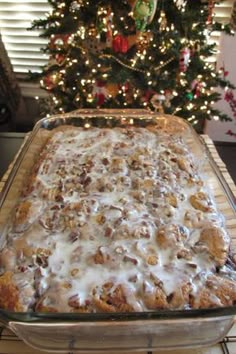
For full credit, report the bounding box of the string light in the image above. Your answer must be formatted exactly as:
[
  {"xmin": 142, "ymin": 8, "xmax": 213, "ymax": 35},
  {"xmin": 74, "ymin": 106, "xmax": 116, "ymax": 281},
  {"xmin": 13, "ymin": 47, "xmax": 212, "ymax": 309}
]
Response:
[{"xmin": 187, "ymin": 103, "xmax": 194, "ymax": 110}]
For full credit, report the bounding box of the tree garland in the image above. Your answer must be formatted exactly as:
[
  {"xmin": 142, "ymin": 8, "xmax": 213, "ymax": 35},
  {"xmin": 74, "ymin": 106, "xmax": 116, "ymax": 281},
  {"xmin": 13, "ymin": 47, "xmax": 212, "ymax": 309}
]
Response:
[{"xmin": 100, "ymin": 53, "xmax": 174, "ymax": 73}]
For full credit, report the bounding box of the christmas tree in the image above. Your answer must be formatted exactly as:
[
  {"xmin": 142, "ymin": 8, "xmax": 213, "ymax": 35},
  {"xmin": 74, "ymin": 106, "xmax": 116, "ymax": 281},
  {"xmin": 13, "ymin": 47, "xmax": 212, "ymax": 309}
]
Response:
[{"xmin": 31, "ymin": 0, "xmax": 235, "ymax": 129}]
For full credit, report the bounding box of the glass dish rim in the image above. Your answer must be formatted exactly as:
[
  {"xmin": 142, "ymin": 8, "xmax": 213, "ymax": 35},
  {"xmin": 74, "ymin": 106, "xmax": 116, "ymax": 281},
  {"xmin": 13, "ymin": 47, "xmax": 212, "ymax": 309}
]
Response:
[
  {"xmin": 1, "ymin": 306, "xmax": 236, "ymax": 324},
  {"xmin": 0, "ymin": 109, "xmax": 236, "ymax": 323}
]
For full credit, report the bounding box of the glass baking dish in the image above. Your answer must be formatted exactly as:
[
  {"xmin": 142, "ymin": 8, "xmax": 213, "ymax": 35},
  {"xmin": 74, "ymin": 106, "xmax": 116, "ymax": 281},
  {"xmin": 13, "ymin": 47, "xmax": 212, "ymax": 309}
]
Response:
[{"xmin": 0, "ymin": 109, "xmax": 236, "ymax": 353}]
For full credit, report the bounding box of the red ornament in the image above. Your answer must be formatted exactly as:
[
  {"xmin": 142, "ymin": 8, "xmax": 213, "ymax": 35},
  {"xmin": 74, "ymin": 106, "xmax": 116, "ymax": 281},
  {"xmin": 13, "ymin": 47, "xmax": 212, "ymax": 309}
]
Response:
[
  {"xmin": 220, "ymin": 66, "xmax": 229, "ymax": 77},
  {"xmin": 50, "ymin": 34, "xmax": 70, "ymax": 49},
  {"xmin": 112, "ymin": 35, "xmax": 129, "ymax": 53},
  {"xmin": 43, "ymin": 75, "xmax": 55, "ymax": 90},
  {"xmin": 191, "ymin": 79, "xmax": 203, "ymax": 98},
  {"xmin": 93, "ymin": 80, "xmax": 108, "ymax": 106},
  {"xmin": 55, "ymin": 54, "xmax": 66, "ymax": 65},
  {"xmin": 143, "ymin": 89, "xmax": 156, "ymax": 102},
  {"xmin": 119, "ymin": 81, "xmax": 129, "ymax": 92}
]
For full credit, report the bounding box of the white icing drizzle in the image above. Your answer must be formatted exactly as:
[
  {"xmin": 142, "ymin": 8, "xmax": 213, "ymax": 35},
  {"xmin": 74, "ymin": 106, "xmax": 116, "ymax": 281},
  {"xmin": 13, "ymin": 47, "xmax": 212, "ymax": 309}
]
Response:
[{"xmin": 3, "ymin": 126, "xmax": 229, "ymax": 312}]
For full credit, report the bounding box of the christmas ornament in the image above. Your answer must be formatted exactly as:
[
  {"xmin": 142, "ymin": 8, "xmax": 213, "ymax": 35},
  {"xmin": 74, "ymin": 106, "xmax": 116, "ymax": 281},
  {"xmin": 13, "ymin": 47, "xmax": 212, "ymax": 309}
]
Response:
[
  {"xmin": 135, "ymin": 32, "xmax": 153, "ymax": 51},
  {"xmin": 43, "ymin": 72, "xmax": 60, "ymax": 90},
  {"xmin": 85, "ymin": 28, "xmax": 106, "ymax": 55},
  {"xmin": 86, "ymin": 38, "xmax": 106, "ymax": 55},
  {"xmin": 186, "ymin": 92, "xmax": 194, "ymax": 101},
  {"xmin": 143, "ymin": 89, "xmax": 155, "ymax": 103},
  {"xmin": 150, "ymin": 93, "xmax": 165, "ymax": 112},
  {"xmin": 55, "ymin": 54, "xmax": 66, "ymax": 65},
  {"xmin": 50, "ymin": 34, "xmax": 70, "ymax": 50},
  {"xmin": 179, "ymin": 47, "xmax": 190, "ymax": 72},
  {"xmin": 220, "ymin": 66, "xmax": 229, "ymax": 78},
  {"xmin": 92, "ymin": 81, "xmax": 108, "ymax": 106},
  {"xmin": 112, "ymin": 35, "xmax": 129, "ymax": 53},
  {"xmin": 119, "ymin": 81, "xmax": 130, "ymax": 93},
  {"xmin": 132, "ymin": 0, "xmax": 158, "ymax": 31},
  {"xmin": 164, "ymin": 90, "xmax": 174, "ymax": 107},
  {"xmin": 159, "ymin": 10, "xmax": 167, "ymax": 32},
  {"xmin": 106, "ymin": 83, "xmax": 119, "ymax": 97},
  {"xmin": 191, "ymin": 79, "xmax": 203, "ymax": 97}
]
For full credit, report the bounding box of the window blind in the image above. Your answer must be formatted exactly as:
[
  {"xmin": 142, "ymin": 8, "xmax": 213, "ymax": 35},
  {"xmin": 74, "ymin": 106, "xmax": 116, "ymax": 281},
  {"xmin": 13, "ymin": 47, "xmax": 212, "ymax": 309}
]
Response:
[{"xmin": 0, "ymin": 0, "xmax": 51, "ymax": 74}]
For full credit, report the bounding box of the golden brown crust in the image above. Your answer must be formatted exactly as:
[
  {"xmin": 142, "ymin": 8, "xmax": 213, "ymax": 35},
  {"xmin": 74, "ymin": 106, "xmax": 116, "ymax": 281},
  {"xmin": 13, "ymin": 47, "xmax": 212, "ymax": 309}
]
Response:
[
  {"xmin": 14, "ymin": 201, "xmax": 32, "ymax": 226},
  {"xmin": 192, "ymin": 275, "xmax": 236, "ymax": 308},
  {"xmin": 143, "ymin": 281, "xmax": 169, "ymax": 309},
  {"xmin": 189, "ymin": 192, "xmax": 214, "ymax": 212},
  {"xmin": 93, "ymin": 283, "xmax": 135, "ymax": 312},
  {"xmin": 199, "ymin": 226, "xmax": 230, "ymax": 266},
  {"xmin": 0, "ymin": 272, "xmax": 22, "ymax": 311}
]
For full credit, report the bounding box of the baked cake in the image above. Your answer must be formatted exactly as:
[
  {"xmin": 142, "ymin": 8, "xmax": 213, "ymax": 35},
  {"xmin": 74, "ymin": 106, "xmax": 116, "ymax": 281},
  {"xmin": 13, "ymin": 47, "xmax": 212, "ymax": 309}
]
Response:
[{"xmin": 0, "ymin": 125, "xmax": 235, "ymax": 312}]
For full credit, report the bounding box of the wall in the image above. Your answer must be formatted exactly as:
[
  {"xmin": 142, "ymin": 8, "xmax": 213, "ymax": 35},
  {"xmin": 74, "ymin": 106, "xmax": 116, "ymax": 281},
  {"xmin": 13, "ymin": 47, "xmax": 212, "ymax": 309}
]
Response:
[{"xmin": 206, "ymin": 33, "xmax": 236, "ymax": 142}]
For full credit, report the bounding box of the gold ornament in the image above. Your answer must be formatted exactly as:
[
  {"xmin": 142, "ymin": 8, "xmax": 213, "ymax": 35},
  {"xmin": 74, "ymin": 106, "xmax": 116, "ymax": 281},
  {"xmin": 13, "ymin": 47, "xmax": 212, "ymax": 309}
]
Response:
[
  {"xmin": 106, "ymin": 83, "xmax": 119, "ymax": 97},
  {"xmin": 136, "ymin": 31, "xmax": 153, "ymax": 51}
]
